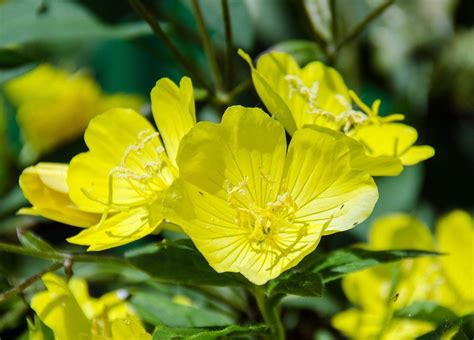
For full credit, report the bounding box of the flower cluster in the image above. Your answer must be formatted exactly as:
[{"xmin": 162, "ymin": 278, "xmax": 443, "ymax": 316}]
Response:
[
  {"xmin": 19, "ymin": 51, "xmax": 434, "ymax": 288},
  {"xmin": 332, "ymin": 210, "xmax": 473, "ymax": 339}
]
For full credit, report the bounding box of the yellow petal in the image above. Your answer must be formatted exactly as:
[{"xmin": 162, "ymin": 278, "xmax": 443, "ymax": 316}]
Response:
[
  {"xmin": 19, "ymin": 163, "xmax": 100, "ymax": 227},
  {"xmin": 68, "ymin": 108, "xmax": 167, "ymax": 212},
  {"xmin": 306, "ymin": 125, "xmax": 403, "ymax": 176},
  {"xmin": 436, "ymin": 210, "xmax": 474, "ymax": 304},
  {"xmin": 31, "ymin": 273, "xmax": 91, "ymax": 340},
  {"xmin": 238, "ymin": 49, "xmax": 298, "ymax": 134},
  {"xmin": 369, "ymin": 214, "xmax": 434, "ymax": 250},
  {"xmin": 300, "ymin": 60, "xmax": 349, "ymax": 115},
  {"xmin": 399, "ymin": 145, "xmax": 435, "ymax": 166},
  {"xmin": 151, "ymin": 77, "xmax": 196, "ymax": 166},
  {"xmin": 331, "ymin": 308, "xmax": 384, "ymax": 339},
  {"xmin": 285, "ymin": 128, "xmax": 378, "ymax": 235},
  {"xmin": 177, "ymin": 105, "xmax": 287, "ymax": 206},
  {"xmin": 111, "ymin": 317, "xmax": 151, "ymax": 339},
  {"xmin": 67, "ymin": 207, "xmax": 162, "ymax": 251},
  {"xmin": 351, "ymin": 123, "xmax": 434, "ymax": 166}
]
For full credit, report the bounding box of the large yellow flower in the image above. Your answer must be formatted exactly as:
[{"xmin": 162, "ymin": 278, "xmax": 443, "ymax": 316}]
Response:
[
  {"xmin": 64, "ymin": 77, "xmax": 195, "ymax": 250},
  {"xmin": 332, "ymin": 211, "xmax": 474, "ymax": 339},
  {"xmin": 31, "ymin": 273, "xmax": 151, "ymax": 340},
  {"xmin": 18, "ymin": 77, "xmax": 195, "ymax": 250},
  {"xmin": 239, "ymin": 50, "xmax": 434, "ymax": 173},
  {"xmin": 165, "ymin": 106, "xmax": 378, "ymax": 285},
  {"xmin": 4, "ymin": 64, "xmax": 143, "ymax": 157}
]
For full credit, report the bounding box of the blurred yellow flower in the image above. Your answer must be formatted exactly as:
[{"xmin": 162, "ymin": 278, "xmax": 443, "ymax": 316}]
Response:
[
  {"xmin": 65, "ymin": 77, "xmax": 195, "ymax": 250},
  {"xmin": 332, "ymin": 211, "xmax": 474, "ymax": 339},
  {"xmin": 165, "ymin": 105, "xmax": 378, "ymax": 285},
  {"xmin": 31, "ymin": 273, "xmax": 150, "ymax": 340},
  {"xmin": 240, "ymin": 50, "xmax": 434, "ymax": 174},
  {"xmin": 4, "ymin": 64, "xmax": 143, "ymax": 158},
  {"xmin": 19, "ymin": 162, "xmax": 100, "ymax": 227}
]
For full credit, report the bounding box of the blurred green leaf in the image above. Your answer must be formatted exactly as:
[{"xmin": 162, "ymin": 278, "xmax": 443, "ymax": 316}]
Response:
[
  {"xmin": 417, "ymin": 314, "xmax": 474, "ymax": 340},
  {"xmin": 17, "ymin": 230, "xmax": 57, "ymax": 255},
  {"xmin": 268, "ymin": 271, "xmax": 323, "ymax": 299},
  {"xmin": 270, "ymin": 39, "xmax": 326, "ymax": 65},
  {"xmin": 125, "ymin": 240, "xmax": 249, "ymax": 287},
  {"xmin": 394, "ymin": 301, "xmax": 458, "ymax": 325},
  {"xmin": 0, "ymin": 0, "xmax": 151, "ymax": 60},
  {"xmin": 301, "ymin": 247, "xmax": 440, "ymax": 282},
  {"xmin": 131, "ymin": 290, "xmax": 234, "ymax": 328},
  {"xmin": 303, "ymin": 0, "xmax": 332, "ymax": 42},
  {"xmin": 152, "ymin": 324, "xmax": 268, "ymax": 339}
]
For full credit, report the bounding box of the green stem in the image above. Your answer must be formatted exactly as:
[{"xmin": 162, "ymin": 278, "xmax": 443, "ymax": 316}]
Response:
[
  {"xmin": 0, "ymin": 241, "xmax": 127, "ymax": 265},
  {"xmin": 0, "ymin": 262, "xmax": 63, "ymax": 303},
  {"xmin": 253, "ymin": 287, "xmax": 285, "ymax": 340},
  {"xmin": 228, "ymin": 78, "xmax": 252, "ymax": 101},
  {"xmin": 128, "ymin": 0, "xmax": 212, "ymax": 92},
  {"xmin": 221, "ymin": 0, "xmax": 234, "ymax": 90},
  {"xmin": 329, "ymin": 0, "xmax": 338, "ymax": 43},
  {"xmin": 191, "ymin": 0, "xmax": 223, "ymax": 91},
  {"xmin": 333, "ymin": 0, "xmax": 395, "ymax": 54}
]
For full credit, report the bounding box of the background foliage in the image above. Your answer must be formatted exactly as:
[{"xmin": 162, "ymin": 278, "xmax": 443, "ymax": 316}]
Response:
[{"xmin": 0, "ymin": 0, "xmax": 473, "ymax": 338}]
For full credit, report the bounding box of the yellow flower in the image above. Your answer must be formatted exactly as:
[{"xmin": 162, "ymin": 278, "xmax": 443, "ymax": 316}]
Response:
[
  {"xmin": 19, "ymin": 163, "xmax": 100, "ymax": 227},
  {"xmin": 239, "ymin": 50, "xmax": 434, "ymax": 173},
  {"xmin": 165, "ymin": 105, "xmax": 378, "ymax": 285},
  {"xmin": 239, "ymin": 49, "xmax": 348, "ymax": 135},
  {"xmin": 332, "ymin": 212, "xmax": 474, "ymax": 339},
  {"xmin": 436, "ymin": 210, "xmax": 474, "ymax": 314},
  {"xmin": 65, "ymin": 77, "xmax": 195, "ymax": 250},
  {"xmin": 4, "ymin": 64, "xmax": 143, "ymax": 158},
  {"xmin": 31, "ymin": 273, "xmax": 151, "ymax": 340}
]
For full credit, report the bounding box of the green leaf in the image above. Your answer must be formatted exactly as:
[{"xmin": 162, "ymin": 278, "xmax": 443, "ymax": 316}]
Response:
[
  {"xmin": 303, "ymin": 0, "xmax": 332, "ymax": 42},
  {"xmin": 152, "ymin": 324, "xmax": 268, "ymax": 340},
  {"xmin": 417, "ymin": 314, "xmax": 474, "ymax": 340},
  {"xmin": 0, "ymin": 0, "xmax": 151, "ymax": 54},
  {"xmin": 299, "ymin": 247, "xmax": 440, "ymax": 282},
  {"xmin": 268, "ymin": 271, "xmax": 323, "ymax": 299},
  {"xmin": 125, "ymin": 240, "xmax": 249, "ymax": 287},
  {"xmin": 17, "ymin": 230, "xmax": 57, "ymax": 255},
  {"xmin": 131, "ymin": 290, "xmax": 234, "ymax": 328},
  {"xmin": 270, "ymin": 40, "xmax": 326, "ymax": 65},
  {"xmin": 394, "ymin": 301, "xmax": 458, "ymax": 324}
]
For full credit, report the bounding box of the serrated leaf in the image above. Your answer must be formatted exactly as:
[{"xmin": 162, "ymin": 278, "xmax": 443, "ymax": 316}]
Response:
[
  {"xmin": 394, "ymin": 301, "xmax": 458, "ymax": 325},
  {"xmin": 152, "ymin": 324, "xmax": 268, "ymax": 340},
  {"xmin": 17, "ymin": 230, "xmax": 57, "ymax": 255},
  {"xmin": 126, "ymin": 240, "xmax": 249, "ymax": 287},
  {"xmin": 270, "ymin": 40, "xmax": 326, "ymax": 65},
  {"xmin": 268, "ymin": 271, "xmax": 323, "ymax": 298}
]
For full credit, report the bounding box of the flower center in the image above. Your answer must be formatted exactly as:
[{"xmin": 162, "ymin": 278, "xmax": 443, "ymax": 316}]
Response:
[
  {"xmin": 285, "ymin": 74, "xmax": 335, "ymax": 119},
  {"xmin": 225, "ymin": 177, "xmax": 298, "ymax": 244}
]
